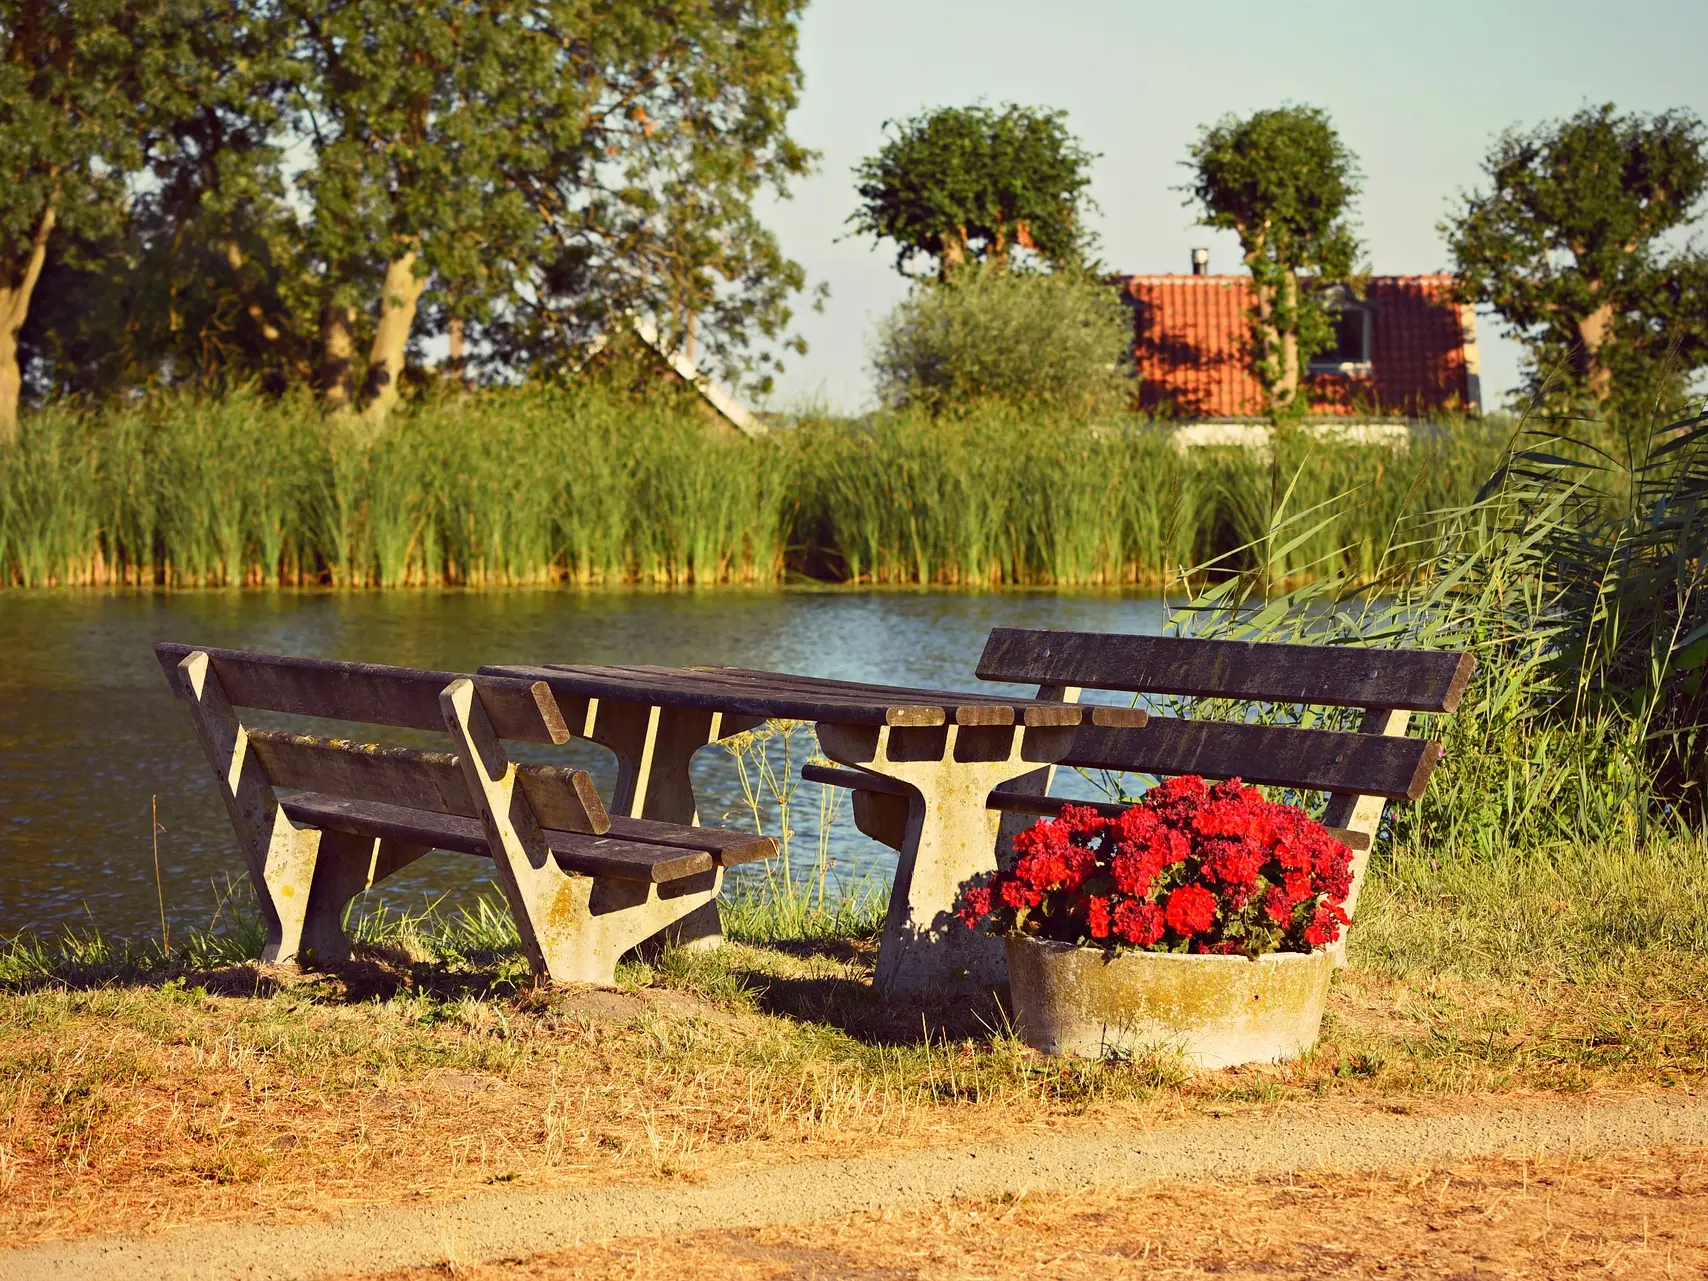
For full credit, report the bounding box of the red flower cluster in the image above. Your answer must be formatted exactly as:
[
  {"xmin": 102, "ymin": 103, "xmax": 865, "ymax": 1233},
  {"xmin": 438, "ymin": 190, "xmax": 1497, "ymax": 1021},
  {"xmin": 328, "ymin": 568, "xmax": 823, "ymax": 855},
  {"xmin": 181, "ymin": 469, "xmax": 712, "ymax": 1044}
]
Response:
[{"xmin": 957, "ymin": 776, "xmax": 1353, "ymax": 957}]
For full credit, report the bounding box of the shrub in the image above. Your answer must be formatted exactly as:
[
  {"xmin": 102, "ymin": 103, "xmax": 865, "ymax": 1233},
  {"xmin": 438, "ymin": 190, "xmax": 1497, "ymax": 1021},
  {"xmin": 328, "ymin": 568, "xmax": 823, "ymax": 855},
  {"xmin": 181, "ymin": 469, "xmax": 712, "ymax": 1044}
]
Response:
[{"xmin": 868, "ymin": 265, "xmax": 1133, "ymax": 415}]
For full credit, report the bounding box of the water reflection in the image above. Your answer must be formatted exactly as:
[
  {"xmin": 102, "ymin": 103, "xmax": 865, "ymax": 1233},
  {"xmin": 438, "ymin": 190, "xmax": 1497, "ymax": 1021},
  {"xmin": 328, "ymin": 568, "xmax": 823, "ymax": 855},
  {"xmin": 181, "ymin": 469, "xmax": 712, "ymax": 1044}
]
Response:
[{"xmin": 0, "ymin": 588, "xmax": 1165, "ymax": 939}]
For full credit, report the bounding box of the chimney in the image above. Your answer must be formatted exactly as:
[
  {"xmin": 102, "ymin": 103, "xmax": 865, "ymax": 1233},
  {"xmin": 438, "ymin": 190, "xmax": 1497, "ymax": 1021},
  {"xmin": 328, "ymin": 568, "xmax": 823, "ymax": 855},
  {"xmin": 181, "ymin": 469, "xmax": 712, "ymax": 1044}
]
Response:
[{"xmin": 1191, "ymin": 248, "xmax": 1209, "ymax": 276}]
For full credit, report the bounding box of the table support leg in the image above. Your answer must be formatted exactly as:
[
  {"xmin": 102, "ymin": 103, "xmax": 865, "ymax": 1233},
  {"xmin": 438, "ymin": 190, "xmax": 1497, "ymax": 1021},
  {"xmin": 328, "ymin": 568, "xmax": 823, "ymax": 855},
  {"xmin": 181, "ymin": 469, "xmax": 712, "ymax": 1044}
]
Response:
[
  {"xmin": 584, "ymin": 702, "xmax": 763, "ymax": 952},
  {"xmin": 818, "ymin": 721, "xmax": 1072, "ymax": 996},
  {"xmin": 299, "ymin": 832, "xmax": 431, "ymax": 962}
]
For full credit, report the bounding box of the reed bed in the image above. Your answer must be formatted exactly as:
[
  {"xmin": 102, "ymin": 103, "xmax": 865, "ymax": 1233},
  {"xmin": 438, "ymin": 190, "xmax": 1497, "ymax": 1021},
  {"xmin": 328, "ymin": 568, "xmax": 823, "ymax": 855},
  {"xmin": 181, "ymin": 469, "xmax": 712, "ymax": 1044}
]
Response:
[
  {"xmin": 0, "ymin": 388, "xmax": 793, "ymax": 588},
  {"xmin": 797, "ymin": 410, "xmax": 1508, "ymax": 585},
  {"xmin": 0, "ymin": 389, "xmax": 1509, "ymax": 588}
]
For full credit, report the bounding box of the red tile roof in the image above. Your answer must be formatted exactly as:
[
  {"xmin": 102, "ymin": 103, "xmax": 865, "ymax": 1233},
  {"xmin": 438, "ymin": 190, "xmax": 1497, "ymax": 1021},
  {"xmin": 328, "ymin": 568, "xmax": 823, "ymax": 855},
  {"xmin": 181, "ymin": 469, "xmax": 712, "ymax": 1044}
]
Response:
[{"xmin": 1121, "ymin": 274, "xmax": 1478, "ymax": 419}]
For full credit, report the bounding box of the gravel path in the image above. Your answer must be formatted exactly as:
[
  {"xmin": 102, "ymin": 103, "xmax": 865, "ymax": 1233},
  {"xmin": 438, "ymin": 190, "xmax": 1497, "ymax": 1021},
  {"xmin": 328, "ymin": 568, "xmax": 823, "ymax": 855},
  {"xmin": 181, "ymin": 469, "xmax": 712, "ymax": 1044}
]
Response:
[{"xmin": 6, "ymin": 1091, "xmax": 1705, "ymax": 1281}]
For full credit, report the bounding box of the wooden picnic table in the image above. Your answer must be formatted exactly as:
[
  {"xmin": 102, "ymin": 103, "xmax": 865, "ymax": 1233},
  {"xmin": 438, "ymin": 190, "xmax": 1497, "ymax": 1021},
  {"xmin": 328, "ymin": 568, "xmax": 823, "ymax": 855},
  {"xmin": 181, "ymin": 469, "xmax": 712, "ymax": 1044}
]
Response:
[{"xmin": 478, "ymin": 662, "xmax": 1147, "ymax": 992}]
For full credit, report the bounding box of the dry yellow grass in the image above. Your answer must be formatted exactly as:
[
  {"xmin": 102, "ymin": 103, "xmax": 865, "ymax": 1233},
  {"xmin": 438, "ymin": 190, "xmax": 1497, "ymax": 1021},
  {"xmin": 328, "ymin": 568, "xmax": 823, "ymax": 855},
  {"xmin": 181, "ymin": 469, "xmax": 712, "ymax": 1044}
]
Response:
[
  {"xmin": 3, "ymin": 924, "xmax": 1706, "ymax": 1251},
  {"xmin": 352, "ymin": 1146, "xmax": 1708, "ymax": 1280}
]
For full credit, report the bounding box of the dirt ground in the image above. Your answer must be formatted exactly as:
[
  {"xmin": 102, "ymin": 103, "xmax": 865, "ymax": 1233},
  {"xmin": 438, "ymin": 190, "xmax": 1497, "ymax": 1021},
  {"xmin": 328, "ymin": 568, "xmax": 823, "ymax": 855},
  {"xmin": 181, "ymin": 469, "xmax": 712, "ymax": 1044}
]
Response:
[
  {"xmin": 355, "ymin": 1146, "xmax": 1708, "ymax": 1280},
  {"xmin": 4, "ymin": 1092, "xmax": 1702, "ymax": 1280},
  {"xmin": 3, "ymin": 938, "xmax": 1707, "ymax": 1251}
]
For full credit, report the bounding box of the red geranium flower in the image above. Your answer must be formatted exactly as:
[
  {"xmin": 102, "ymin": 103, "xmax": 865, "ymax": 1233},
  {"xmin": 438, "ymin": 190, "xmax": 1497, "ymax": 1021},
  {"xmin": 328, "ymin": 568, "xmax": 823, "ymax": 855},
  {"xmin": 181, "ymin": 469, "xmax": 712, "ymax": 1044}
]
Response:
[
  {"xmin": 1086, "ymin": 895, "xmax": 1113, "ymax": 940},
  {"xmin": 1304, "ymin": 903, "xmax": 1350, "ymax": 947},
  {"xmin": 958, "ymin": 884, "xmax": 994, "ymax": 929},
  {"xmin": 1262, "ymin": 884, "xmax": 1297, "ymax": 926},
  {"xmin": 1198, "ymin": 837, "xmax": 1266, "ymax": 887},
  {"xmin": 1164, "ymin": 884, "xmax": 1218, "ymax": 937},
  {"xmin": 1112, "ymin": 899, "xmax": 1165, "ymax": 945},
  {"xmin": 955, "ymin": 775, "xmax": 1353, "ymax": 959},
  {"xmin": 1057, "ymin": 803, "xmax": 1107, "ymax": 837}
]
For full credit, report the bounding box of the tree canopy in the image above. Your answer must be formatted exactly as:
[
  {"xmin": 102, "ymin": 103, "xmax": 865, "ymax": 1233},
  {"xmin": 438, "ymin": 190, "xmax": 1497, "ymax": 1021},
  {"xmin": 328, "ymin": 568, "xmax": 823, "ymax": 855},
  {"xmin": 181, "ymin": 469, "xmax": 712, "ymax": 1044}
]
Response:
[
  {"xmin": 850, "ymin": 104, "xmax": 1096, "ymax": 279},
  {"xmin": 1, "ymin": 1, "xmax": 202, "ymax": 440},
  {"xmin": 1183, "ymin": 104, "xmax": 1363, "ymax": 418},
  {"xmin": 1444, "ymin": 103, "xmax": 1708, "ymax": 422},
  {"xmin": 6, "ymin": 0, "xmax": 815, "ymax": 430}
]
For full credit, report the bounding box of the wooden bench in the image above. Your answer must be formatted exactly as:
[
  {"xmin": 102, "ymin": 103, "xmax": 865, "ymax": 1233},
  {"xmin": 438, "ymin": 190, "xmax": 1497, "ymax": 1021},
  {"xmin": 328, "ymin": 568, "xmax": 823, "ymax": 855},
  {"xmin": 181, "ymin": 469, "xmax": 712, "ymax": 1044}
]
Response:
[
  {"xmin": 805, "ymin": 627, "xmax": 1473, "ymax": 964},
  {"xmin": 156, "ymin": 643, "xmax": 776, "ymax": 985}
]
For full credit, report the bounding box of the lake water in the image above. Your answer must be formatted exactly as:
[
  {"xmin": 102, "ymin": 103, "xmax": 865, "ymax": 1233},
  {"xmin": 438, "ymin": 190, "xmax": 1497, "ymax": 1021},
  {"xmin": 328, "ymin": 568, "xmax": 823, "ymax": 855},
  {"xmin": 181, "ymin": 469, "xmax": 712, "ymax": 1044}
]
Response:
[{"xmin": 0, "ymin": 589, "xmax": 1165, "ymax": 941}]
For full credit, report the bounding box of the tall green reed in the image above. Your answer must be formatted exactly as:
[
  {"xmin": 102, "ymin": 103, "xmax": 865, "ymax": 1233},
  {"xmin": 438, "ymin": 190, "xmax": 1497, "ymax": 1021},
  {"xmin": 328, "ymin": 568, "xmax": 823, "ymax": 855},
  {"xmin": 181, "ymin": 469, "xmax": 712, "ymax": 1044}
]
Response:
[
  {"xmin": 1157, "ymin": 405, "xmax": 1708, "ymax": 858},
  {"xmin": 795, "ymin": 409, "xmax": 1511, "ymax": 586},
  {"xmin": 0, "ymin": 388, "xmax": 1510, "ymax": 589}
]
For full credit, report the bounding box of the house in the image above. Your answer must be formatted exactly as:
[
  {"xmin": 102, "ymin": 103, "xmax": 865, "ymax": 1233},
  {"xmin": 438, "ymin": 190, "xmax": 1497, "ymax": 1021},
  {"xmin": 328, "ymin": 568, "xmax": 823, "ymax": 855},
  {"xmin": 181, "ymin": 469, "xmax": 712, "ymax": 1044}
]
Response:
[{"xmin": 1120, "ymin": 260, "xmax": 1482, "ymax": 420}]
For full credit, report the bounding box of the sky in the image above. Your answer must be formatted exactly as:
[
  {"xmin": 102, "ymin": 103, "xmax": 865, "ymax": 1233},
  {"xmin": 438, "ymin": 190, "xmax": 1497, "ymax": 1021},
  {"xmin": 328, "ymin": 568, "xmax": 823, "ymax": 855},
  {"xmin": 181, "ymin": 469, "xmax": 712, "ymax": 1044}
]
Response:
[{"xmin": 752, "ymin": 0, "xmax": 1708, "ymax": 414}]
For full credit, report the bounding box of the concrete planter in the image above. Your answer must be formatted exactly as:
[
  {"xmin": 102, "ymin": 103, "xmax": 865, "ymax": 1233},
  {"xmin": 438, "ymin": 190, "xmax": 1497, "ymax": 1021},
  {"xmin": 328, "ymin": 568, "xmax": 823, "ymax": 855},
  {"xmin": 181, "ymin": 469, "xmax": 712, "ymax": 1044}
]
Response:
[{"xmin": 1004, "ymin": 934, "xmax": 1333, "ymax": 1068}]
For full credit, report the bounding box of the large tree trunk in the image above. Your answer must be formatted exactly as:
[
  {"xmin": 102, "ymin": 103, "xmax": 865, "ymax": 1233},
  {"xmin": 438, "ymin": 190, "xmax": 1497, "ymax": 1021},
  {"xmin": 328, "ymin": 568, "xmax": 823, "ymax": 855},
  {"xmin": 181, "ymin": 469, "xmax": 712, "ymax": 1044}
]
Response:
[
  {"xmin": 0, "ymin": 203, "xmax": 56, "ymax": 446},
  {"xmin": 362, "ymin": 252, "xmax": 426, "ymax": 427},
  {"xmin": 321, "ymin": 302, "xmax": 358, "ymax": 411},
  {"xmin": 1576, "ymin": 302, "xmax": 1615, "ymax": 405}
]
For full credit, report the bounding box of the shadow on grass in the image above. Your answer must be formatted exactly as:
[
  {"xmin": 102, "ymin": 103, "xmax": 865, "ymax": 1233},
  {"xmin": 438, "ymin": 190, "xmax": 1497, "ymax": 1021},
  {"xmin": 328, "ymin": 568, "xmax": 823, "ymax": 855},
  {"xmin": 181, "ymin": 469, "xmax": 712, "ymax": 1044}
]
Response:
[
  {"xmin": 0, "ymin": 936, "xmax": 536, "ymax": 1008},
  {"xmin": 658, "ymin": 935, "xmax": 1017, "ymax": 1047},
  {"xmin": 2, "ymin": 898, "xmax": 1012, "ymax": 1049},
  {"xmin": 749, "ymin": 969, "xmax": 1015, "ymax": 1046}
]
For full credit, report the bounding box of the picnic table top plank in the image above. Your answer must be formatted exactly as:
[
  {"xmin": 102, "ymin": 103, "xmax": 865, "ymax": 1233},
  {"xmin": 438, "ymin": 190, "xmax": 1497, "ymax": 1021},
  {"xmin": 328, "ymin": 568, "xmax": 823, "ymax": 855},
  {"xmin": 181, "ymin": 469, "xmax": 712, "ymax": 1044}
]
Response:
[
  {"xmin": 666, "ymin": 665, "xmax": 1123, "ymax": 727},
  {"xmin": 480, "ymin": 662, "xmax": 1134, "ymax": 728},
  {"xmin": 977, "ymin": 628, "xmax": 1476, "ymax": 714}
]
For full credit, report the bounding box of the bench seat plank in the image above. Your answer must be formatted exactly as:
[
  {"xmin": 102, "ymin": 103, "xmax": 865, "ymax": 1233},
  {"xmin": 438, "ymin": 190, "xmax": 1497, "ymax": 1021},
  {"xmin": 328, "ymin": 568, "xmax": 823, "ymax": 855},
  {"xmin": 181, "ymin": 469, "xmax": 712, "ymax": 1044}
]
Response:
[
  {"xmin": 156, "ymin": 642, "xmax": 569, "ymax": 743},
  {"xmin": 602, "ymin": 814, "xmax": 775, "ymax": 866},
  {"xmin": 977, "ymin": 628, "xmax": 1475, "ymax": 714},
  {"xmin": 277, "ymin": 793, "xmax": 743, "ymax": 883}
]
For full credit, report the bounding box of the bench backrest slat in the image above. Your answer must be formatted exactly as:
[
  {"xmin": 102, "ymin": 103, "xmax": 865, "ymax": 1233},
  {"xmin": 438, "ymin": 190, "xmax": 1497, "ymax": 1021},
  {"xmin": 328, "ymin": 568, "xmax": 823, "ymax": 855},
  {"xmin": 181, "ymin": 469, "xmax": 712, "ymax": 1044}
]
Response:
[
  {"xmin": 247, "ymin": 730, "xmax": 608, "ymax": 834},
  {"xmin": 1058, "ymin": 721, "xmax": 1440, "ymax": 801},
  {"xmin": 977, "ymin": 628, "xmax": 1474, "ymax": 714},
  {"xmin": 155, "ymin": 642, "xmax": 569, "ymax": 744}
]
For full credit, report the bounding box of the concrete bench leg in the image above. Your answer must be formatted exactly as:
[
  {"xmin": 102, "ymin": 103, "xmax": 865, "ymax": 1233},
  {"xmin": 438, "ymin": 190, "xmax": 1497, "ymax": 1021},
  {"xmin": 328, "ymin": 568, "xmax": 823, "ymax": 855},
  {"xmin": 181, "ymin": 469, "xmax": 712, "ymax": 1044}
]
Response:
[
  {"xmin": 817, "ymin": 721, "xmax": 1073, "ymax": 997},
  {"xmin": 178, "ymin": 651, "xmax": 436, "ymax": 966},
  {"xmin": 1322, "ymin": 708, "xmax": 1411, "ymax": 968},
  {"xmin": 176, "ymin": 650, "xmax": 325, "ymax": 966},
  {"xmin": 441, "ymin": 678, "xmax": 717, "ymax": 986}
]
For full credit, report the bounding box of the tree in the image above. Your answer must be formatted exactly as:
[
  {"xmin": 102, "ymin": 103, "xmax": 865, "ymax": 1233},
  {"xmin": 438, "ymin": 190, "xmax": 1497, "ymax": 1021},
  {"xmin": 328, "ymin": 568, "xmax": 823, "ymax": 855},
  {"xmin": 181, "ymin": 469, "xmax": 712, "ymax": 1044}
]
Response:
[
  {"xmin": 285, "ymin": 0, "xmax": 814, "ymax": 424},
  {"xmin": 851, "ymin": 104, "xmax": 1096, "ymax": 280},
  {"xmin": 870, "ymin": 263, "xmax": 1132, "ymax": 415},
  {"xmin": 10, "ymin": 2, "xmax": 301, "ymax": 406},
  {"xmin": 1444, "ymin": 104, "xmax": 1708, "ymax": 422},
  {"xmin": 0, "ymin": 2, "xmax": 179, "ymax": 440},
  {"xmin": 1183, "ymin": 105, "xmax": 1362, "ymax": 418},
  {"xmin": 485, "ymin": 0, "xmax": 816, "ymax": 397},
  {"xmin": 283, "ymin": 1, "xmax": 540, "ymax": 424},
  {"xmin": 6, "ymin": 1, "xmax": 816, "ymax": 421}
]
